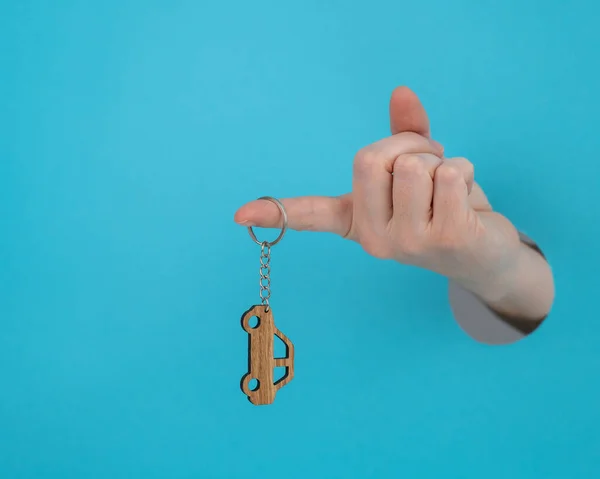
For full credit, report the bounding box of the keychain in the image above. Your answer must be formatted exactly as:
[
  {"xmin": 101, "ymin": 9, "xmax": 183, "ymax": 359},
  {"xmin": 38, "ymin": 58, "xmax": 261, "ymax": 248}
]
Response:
[{"xmin": 240, "ymin": 197, "xmax": 295, "ymax": 406}]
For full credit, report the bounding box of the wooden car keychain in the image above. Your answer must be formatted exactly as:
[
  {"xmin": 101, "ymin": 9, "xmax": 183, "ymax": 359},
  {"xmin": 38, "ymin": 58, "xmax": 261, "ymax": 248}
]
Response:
[{"xmin": 240, "ymin": 196, "xmax": 295, "ymax": 405}]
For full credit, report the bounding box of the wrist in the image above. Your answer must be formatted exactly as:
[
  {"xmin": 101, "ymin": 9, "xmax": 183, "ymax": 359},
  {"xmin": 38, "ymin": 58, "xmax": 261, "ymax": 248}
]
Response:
[
  {"xmin": 448, "ymin": 213, "xmax": 523, "ymax": 299},
  {"xmin": 453, "ymin": 236, "xmax": 554, "ymax": 321}
]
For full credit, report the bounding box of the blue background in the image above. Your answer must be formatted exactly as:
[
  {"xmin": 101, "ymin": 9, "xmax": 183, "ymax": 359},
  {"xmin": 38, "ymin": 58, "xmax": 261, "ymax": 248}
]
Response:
[{"xmin": 1, "ymin": 1, "xmax": 599, "ymax": 477}]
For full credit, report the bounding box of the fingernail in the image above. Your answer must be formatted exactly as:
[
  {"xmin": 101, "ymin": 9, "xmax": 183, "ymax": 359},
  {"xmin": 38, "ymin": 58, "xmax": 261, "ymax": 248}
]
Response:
[{"xmin": 235, "ymin": 219, "xmax": 254, "ymax": 226}]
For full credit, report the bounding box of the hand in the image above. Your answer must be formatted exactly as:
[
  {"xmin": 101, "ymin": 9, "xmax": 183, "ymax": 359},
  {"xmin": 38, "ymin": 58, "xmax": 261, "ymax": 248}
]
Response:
[
  {"xmin": 235, "ymin": 87, "xmax": 553, "ymax": 320},
  {"xmin": 235, "ymin": 87, "xmax": 520, "ymax": 283}
]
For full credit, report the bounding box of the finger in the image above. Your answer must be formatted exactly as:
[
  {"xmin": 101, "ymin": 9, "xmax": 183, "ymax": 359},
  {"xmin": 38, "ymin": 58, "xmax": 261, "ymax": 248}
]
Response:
[
  {"xmin": 234, "ymin": 194, "xmax": 353, "ymax": 237},
  {"xmin": 468, "ymin": 181, "xmax": 493, "ymax": 212},
  {"xmin": 353, "ymin": 132, "xmax": 443, "ymax": 234},
  {"xmin": 389, "ymin": 86, "xmax": 431, "ymax": 138},
  {"xmin": 432, "ymin": 157, "xmax": 475, "ymax": 224},
  {"xmin": 391, "ymin": 153, "xmax": 443, "ymax": 232}
]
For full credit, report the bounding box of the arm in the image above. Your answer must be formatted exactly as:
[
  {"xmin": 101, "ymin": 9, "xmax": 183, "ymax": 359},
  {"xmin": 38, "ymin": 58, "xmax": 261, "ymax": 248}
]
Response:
[
  {"xmin": 453, "ymin": 230, "xmax": 554, "ymax": 323},
  {"xmin": 235, "ymin": 87, "xmax": 556, "ymax": 332}
]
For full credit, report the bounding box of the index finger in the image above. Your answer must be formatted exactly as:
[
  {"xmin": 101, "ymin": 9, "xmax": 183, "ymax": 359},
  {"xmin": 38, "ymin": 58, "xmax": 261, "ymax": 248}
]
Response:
[{"xmin": 234, "ymin": 195, "xmax": 353, "ymax": 237}]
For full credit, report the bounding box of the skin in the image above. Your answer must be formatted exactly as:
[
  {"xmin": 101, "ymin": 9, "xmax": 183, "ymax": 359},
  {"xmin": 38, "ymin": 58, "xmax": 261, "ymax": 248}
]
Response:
[{"xmin": 234, "ymin": 86, "xmax": 555, "ymax": 323}]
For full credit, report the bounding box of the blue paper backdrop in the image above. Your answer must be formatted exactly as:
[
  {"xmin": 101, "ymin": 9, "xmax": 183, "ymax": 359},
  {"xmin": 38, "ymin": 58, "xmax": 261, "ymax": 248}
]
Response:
[{"xmin": 1, "ymin": 1, "xmax": 599, "ymax": 478}]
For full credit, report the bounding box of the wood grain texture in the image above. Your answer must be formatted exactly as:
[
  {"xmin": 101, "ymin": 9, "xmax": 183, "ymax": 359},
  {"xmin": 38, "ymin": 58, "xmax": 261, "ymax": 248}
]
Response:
[{"xmin": 240, "ymin": 305, "xmax": 294, "ymax": 405}]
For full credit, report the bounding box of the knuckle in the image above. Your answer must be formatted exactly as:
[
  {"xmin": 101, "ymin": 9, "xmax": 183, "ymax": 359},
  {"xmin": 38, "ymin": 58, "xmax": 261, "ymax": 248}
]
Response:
[
  {"xmin": 457, "ymin": 157, "xmax": 475, "ymax": 178},
  {"xmin": 459, "ymin": 157, "xmax": 474, "ymax": 172},
  {"xmin": 353, "ymin": 147, "xmax": 380, "ymax": 176},
  {"xmin": 435, "ymin": 163, "xmax": 462, "ymax": 183},
  {"xmin": 296, "ymin": 197, "xmax": 317, "ymax": 231},
  {"xmin": 393, "ymin": 154, "xmax": 426, "ymax": 175}
]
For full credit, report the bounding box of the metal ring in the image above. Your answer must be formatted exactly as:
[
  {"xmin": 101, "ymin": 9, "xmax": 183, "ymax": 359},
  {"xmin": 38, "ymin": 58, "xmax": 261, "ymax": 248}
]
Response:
[{"xmin": 247, "ymin": 196, "xmax": 288, "ymax": 247}]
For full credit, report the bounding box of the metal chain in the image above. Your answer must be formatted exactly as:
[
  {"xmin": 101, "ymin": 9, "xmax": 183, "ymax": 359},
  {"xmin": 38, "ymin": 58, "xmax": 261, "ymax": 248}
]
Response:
[{"xmin": 259, "ymin": 241, "xmax": 272, "ymax": 310}]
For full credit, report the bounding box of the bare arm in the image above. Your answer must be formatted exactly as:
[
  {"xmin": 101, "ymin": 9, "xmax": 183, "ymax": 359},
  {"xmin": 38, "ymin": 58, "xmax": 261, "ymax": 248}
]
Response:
[{"xmin": 454, "ymin": 231, "xmax": 554, "ymax": 322}]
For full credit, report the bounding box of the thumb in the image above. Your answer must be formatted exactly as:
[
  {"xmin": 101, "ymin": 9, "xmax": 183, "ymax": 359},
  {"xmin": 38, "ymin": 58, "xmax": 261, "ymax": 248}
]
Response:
[{"xmin": 389, "ymin": 86, "xmax": 432, "ymax": 138}]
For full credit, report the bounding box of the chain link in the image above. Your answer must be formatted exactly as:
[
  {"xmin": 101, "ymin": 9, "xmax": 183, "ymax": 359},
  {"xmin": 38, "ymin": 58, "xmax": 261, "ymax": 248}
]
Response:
[{"xmin": 259, "ymin": 242, "xmax": 272, "ymax": 310}]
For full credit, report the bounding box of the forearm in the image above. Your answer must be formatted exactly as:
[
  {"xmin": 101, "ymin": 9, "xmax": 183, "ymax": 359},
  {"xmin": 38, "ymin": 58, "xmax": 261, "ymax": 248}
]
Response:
[{"xmin": 453, "ymin": 239, "xmax": 555, "ymax": 321}]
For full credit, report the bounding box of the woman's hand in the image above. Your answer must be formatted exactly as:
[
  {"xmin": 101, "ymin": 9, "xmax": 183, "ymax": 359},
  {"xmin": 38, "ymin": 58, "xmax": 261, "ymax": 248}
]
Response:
[
  {"xmin": 234, "ymin": 87, "xmax": 554, "ymax": 321},
  {"xmin": 235, "ymin": 135, "xmax": 521, "ymax": 291}
]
